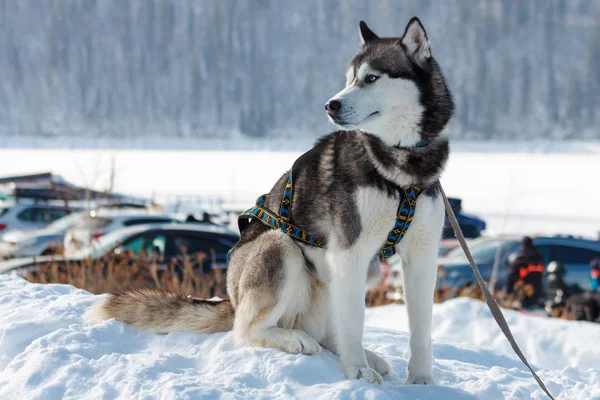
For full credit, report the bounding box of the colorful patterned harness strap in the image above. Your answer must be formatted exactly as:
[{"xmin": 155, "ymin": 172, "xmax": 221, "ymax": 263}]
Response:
[
  {"xmin": 239, "ymin": 172, "xmax": 423, "ymax": 260},
  {"xmin": 239, "ymin": 173, "xmax": 325, "ymax": 247},
  {"xmin": 378, "ymin": 185, "xmax": 423, "ymax": 260}
]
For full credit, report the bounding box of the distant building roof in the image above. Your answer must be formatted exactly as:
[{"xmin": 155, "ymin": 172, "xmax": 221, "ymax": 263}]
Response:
[{"xmin": 0, "ymin": 172, "xmax": 117, "ymax": 202}]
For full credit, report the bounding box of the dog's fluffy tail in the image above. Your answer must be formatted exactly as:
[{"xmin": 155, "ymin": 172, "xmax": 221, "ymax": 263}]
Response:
[{"xmin": 86, "ymin": 289, "xmax": 234, "ymax": 334}]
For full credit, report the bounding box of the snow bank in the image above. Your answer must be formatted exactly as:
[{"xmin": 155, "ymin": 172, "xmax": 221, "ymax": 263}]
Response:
[
  {"xmin": 365, "ymin": 298, "xmax": 600, "ymax": 371},
  {"xmin": 1, "ymin": 276, "xmax": 599, "ymax": 399}
]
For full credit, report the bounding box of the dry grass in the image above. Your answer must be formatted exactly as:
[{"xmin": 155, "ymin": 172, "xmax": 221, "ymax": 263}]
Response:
[
  {"xmin": 22, "ymin": 250, "xmax": 390, "ymax": 308},
  {"xmin": 21, "ymin": 250, "xmax": 226, "ymax": 298}
]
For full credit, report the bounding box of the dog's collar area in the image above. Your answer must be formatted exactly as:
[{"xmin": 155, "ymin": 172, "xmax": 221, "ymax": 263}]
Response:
[{"xmin": 394, "ymin": 139, "xmax": 430, "ymax": 150}]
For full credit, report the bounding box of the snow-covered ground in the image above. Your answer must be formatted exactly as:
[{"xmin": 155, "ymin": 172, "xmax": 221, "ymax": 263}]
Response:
[
  {"xmin": 1, "ymin": 143, "xmax": 600, "ymax": 238},
  {"xmin": 366, "ymin": 299, "xmax": 600, "ymax": 371},
  {"xmin": 1, "ymin": 275, "xmax": 599, "ymax": 399}
]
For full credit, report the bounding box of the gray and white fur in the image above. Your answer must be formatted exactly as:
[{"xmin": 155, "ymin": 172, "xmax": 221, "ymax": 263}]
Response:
[{"xmin": 88, "ymin": 17, "xmax": 454, "ymax": 385}]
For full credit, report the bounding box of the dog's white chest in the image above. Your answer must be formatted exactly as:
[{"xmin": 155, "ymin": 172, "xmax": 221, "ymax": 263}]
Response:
[{"xmin": 355, "ymin": 187, "xmax": 398, "ymax": 247}]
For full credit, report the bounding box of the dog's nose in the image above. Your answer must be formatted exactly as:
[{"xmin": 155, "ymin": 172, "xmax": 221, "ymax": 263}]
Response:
[{"xmin": 325, "ymin": 100, "xmax": 342, "ymax": 114}]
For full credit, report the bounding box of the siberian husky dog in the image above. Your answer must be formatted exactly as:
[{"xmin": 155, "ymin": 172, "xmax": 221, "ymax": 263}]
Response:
[{"xmin": 89, "ymin": 17, "xmax": 454, "ymax": 385}]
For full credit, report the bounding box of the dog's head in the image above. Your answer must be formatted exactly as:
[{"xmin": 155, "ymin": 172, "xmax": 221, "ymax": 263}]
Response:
[{"xmin": 326, "ymin": 18, "xmax": 454, "ymax": 147}]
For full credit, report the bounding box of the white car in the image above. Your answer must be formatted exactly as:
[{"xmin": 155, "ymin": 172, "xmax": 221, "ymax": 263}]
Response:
[
  {"xmin": 0, "ymin": 204, "xmax": 76, "ymax": 236},
  {"xmin": 0, "ymin": 211, "xmax": 86, "ymax": 259},
  {"xmin": 63, "ymin": 210, "xmax": 180, "ymax": 256}
]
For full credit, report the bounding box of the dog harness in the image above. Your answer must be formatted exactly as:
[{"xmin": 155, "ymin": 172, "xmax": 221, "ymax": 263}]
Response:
[{"xmin": 238, "ymin": 163, "xmax": 423, "ymax": 261}]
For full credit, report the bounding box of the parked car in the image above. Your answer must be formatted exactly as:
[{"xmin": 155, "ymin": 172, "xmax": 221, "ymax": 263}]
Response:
[
  {"xmin": 0, "ymin": 211, "xmax": 87, "ymax": 259},
  {"xmin": 0, "ymin": 223, "xmax": 239, "ymax": 275},
  {"xmin": 442, "ymin": 197, "xmax": 486, "ymax": 239},
  {"xmin": 63, "ymin": 210, "xmax": 181, "ymax": 255},
  {"xmin": 0, "ymin": 204, "xmax": 77, "ymax": 235},
  {"xmin": 436, "ymin": 235, "xmax": 600, "ymax": 299}
]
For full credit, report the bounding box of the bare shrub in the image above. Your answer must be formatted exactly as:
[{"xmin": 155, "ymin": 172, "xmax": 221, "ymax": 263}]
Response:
[{"xmin": 20, "ymin": 249, "xmax": 226, "ymax": 298}]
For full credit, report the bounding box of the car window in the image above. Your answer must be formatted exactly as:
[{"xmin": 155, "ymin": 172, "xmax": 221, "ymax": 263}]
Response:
[
  {"xmin": 123, "ymin": 233, "xmax": 167, "ymax": 257},
  {"xmin": 16, "ymin": 208, "xmax": 35, "ymax": 222},
  {"xmin": 172, "ymin": 234, "xmax": 234, "ymax": 257},
  {"xmin": 41, "ymin": 208, "xmax": 56, "ymax": 223},
  {"xmin": 123, "ymin": 236, "xmax": 145, "ymax": 254},
  {"xmin": 17, "ymin": 208, "xmax": 72, "ymax": 224},
  {"xmin": 445, "ymin": 237, "xmax": 518, "ymax": 263},
  {"xmin": 0, "ymin": 207, "xmax": 9, "ymax": 217},
  {"xmin": 74, "ymin": 226, "xmax": 149, "ymax": 258},
  {"xmin": 49, "ymin": 208, "xmax": 69, "ymax": 221},
  {"xmin": 17, "ymin": 207, "xmax": 48, "ymax": 223},
  {"xmin": 471, "ymin": 242, "xmax": 516, "ymax": 263},
  {"xmin": 548, "ymin": 245, "xmax": 600, "ymax": 265},
  {"xmin": 445, "ymin": 237, "xmax": 493, "ymax": 258},
  {"xmin": 123, "ymin": 217, "xmax": 173, "ymax": 226}
]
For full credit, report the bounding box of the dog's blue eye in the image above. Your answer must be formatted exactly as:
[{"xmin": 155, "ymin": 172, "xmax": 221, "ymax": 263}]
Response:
[{"xmin": 366, "ymin": 74, "xmax": 379, "ymax": 83}]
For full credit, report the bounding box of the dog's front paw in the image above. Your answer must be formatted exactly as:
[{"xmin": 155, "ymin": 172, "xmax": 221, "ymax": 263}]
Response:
[
  {"xmin": 365, "ymin": 349, "xmax": 392, "ymax": 376},
  {"xmin": 404, "ymin": 374, "xmax": 435, "ymax": 385},
  {"xmin": 344, "ymin": 364, "xmax": 383, "ymax": 384},
  {"xmin": 406, "ymin": 351, "xmax": 433, "ymax": 384},
  {"xmin": 285, "ymin": 330, "xmax": 322, "ymax": 355}
]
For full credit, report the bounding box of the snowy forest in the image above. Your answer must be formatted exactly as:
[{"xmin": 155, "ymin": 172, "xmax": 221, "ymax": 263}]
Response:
[{"xmin": 0, "ymin": 0, "xmax": 599, "ymax": 144}]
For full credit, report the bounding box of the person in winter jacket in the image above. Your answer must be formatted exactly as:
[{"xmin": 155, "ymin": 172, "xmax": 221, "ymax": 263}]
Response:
[
  {"xmin": 505, "ymin": 236, "xmax": 545, "ymax": 308},
  {"xmin": 591, "ymin": 259, "xmax": 600, "ymax": 291},
  {"xmin": 546, "ymin": 261, "xmax": 569, "ymax": 302}
]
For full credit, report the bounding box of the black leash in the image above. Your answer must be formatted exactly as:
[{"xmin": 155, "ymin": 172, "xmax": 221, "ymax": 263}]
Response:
[{"xmin": 441, "ymin": 185, "xmax": 555, "ymax": 399}]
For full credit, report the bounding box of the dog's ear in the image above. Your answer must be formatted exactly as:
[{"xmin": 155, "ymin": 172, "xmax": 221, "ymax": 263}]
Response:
[
  {"xmin": 401, "ymin": 17, "xmax": 431, "ymax": 67},
  {"xmin": 359, "ymin": 21, "xmax": 378, "ymax": 44}
]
